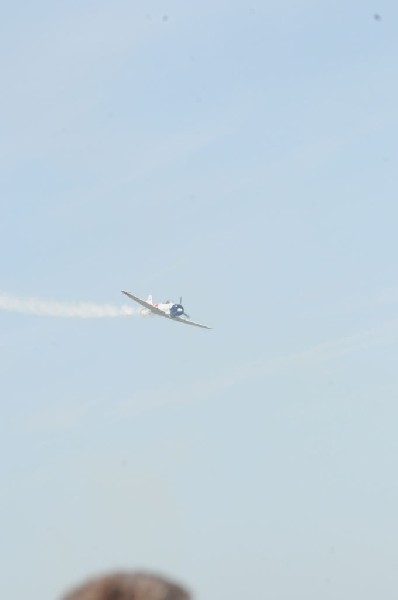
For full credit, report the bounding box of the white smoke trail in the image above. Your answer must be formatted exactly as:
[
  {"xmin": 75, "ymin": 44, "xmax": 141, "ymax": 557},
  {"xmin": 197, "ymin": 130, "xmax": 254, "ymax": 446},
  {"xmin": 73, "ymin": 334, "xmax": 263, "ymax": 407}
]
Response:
[{"xmin": 0, "ymin": 293, "xmax": 139, "ymax": 319}]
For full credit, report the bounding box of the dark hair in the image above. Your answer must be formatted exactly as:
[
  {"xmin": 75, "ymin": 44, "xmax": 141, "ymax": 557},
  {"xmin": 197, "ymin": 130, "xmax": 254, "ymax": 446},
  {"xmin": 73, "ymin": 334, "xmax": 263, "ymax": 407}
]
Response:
[{"xmin": 62, "ymin": 571, "xmax": 191, "ymax": 600}]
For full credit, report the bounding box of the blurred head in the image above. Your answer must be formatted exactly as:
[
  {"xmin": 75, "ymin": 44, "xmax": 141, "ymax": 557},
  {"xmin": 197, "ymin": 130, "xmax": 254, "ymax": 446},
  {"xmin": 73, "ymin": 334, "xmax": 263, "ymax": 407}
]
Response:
[{"xmin": 61, "ymin": 571, "xmax": 191, "ymax": 600}]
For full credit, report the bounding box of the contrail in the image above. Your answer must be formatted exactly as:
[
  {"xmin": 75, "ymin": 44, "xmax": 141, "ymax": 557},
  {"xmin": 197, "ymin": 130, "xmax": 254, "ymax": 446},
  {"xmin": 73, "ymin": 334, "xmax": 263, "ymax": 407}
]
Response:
[{"xmin": 0, "ymin": 293, "xmax": 139, "ymax": 319}]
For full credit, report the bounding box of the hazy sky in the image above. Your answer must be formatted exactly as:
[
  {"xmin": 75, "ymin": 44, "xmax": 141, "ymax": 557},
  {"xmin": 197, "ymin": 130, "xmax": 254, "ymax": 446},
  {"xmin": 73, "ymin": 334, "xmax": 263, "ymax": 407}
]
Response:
[{"xmin": 1, "ymin": 2, "xmax": 398, "ymax": 599}]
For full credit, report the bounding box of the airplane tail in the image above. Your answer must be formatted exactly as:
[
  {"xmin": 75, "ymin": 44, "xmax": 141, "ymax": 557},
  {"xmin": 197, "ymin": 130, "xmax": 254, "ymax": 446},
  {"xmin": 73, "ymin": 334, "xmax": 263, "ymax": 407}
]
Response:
[{"xmin": 146, "ymin": 294, "xmax": 153, "ymax": 304}]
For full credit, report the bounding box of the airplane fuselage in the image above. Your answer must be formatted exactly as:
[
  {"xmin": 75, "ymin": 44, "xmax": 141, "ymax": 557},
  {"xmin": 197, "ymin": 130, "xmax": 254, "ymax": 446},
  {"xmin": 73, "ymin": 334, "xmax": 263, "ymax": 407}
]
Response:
[{"xmin": 140, "ymin": 301, "xmax": 184, "ymax": 319}]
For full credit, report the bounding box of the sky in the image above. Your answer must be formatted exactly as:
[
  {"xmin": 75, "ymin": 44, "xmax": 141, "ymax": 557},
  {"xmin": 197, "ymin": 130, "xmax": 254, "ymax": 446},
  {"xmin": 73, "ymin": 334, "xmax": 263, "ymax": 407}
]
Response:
[{"xmin": 1, "ymin": 1, "xmax": 398, "ymax": 598}]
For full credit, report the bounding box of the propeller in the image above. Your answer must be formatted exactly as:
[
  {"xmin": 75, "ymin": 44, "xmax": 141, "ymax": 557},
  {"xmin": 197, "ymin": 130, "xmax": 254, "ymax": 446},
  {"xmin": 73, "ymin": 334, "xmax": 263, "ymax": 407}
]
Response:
[{"xmin": 179, "ymin": 296, "xmax": 190, "ymax": 319}]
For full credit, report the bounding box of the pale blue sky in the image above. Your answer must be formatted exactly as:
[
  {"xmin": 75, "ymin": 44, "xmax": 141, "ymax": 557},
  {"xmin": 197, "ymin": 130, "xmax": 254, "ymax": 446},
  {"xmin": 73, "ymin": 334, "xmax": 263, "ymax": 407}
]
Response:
[{"xmin": 1, "ymin": 1, "xmax": 398, "ymax": 599}]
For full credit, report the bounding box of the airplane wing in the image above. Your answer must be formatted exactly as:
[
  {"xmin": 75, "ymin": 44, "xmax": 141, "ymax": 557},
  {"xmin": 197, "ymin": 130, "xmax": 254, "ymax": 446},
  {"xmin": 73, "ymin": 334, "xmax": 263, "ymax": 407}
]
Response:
[
  {"xmin": 173, "ymin": 316, "xmax": 212, "ymax": 329},
  {"xmin": 121, "ymin": 291, "xmax": 166, "ymax": 316}
]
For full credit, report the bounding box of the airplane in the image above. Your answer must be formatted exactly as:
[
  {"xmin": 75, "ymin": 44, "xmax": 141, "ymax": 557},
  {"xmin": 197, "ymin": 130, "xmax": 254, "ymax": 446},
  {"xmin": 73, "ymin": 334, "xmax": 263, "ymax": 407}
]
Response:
[{"xmin": 121, "ymin": 291, "xmax": 212, "ymax": 329}]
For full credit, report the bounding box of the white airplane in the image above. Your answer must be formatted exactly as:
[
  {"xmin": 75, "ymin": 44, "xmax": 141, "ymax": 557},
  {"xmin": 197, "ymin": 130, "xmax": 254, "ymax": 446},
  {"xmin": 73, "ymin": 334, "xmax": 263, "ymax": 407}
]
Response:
[{"xmin": 121, "ymin": 291, "xmax": 211, "ymax": 329}]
